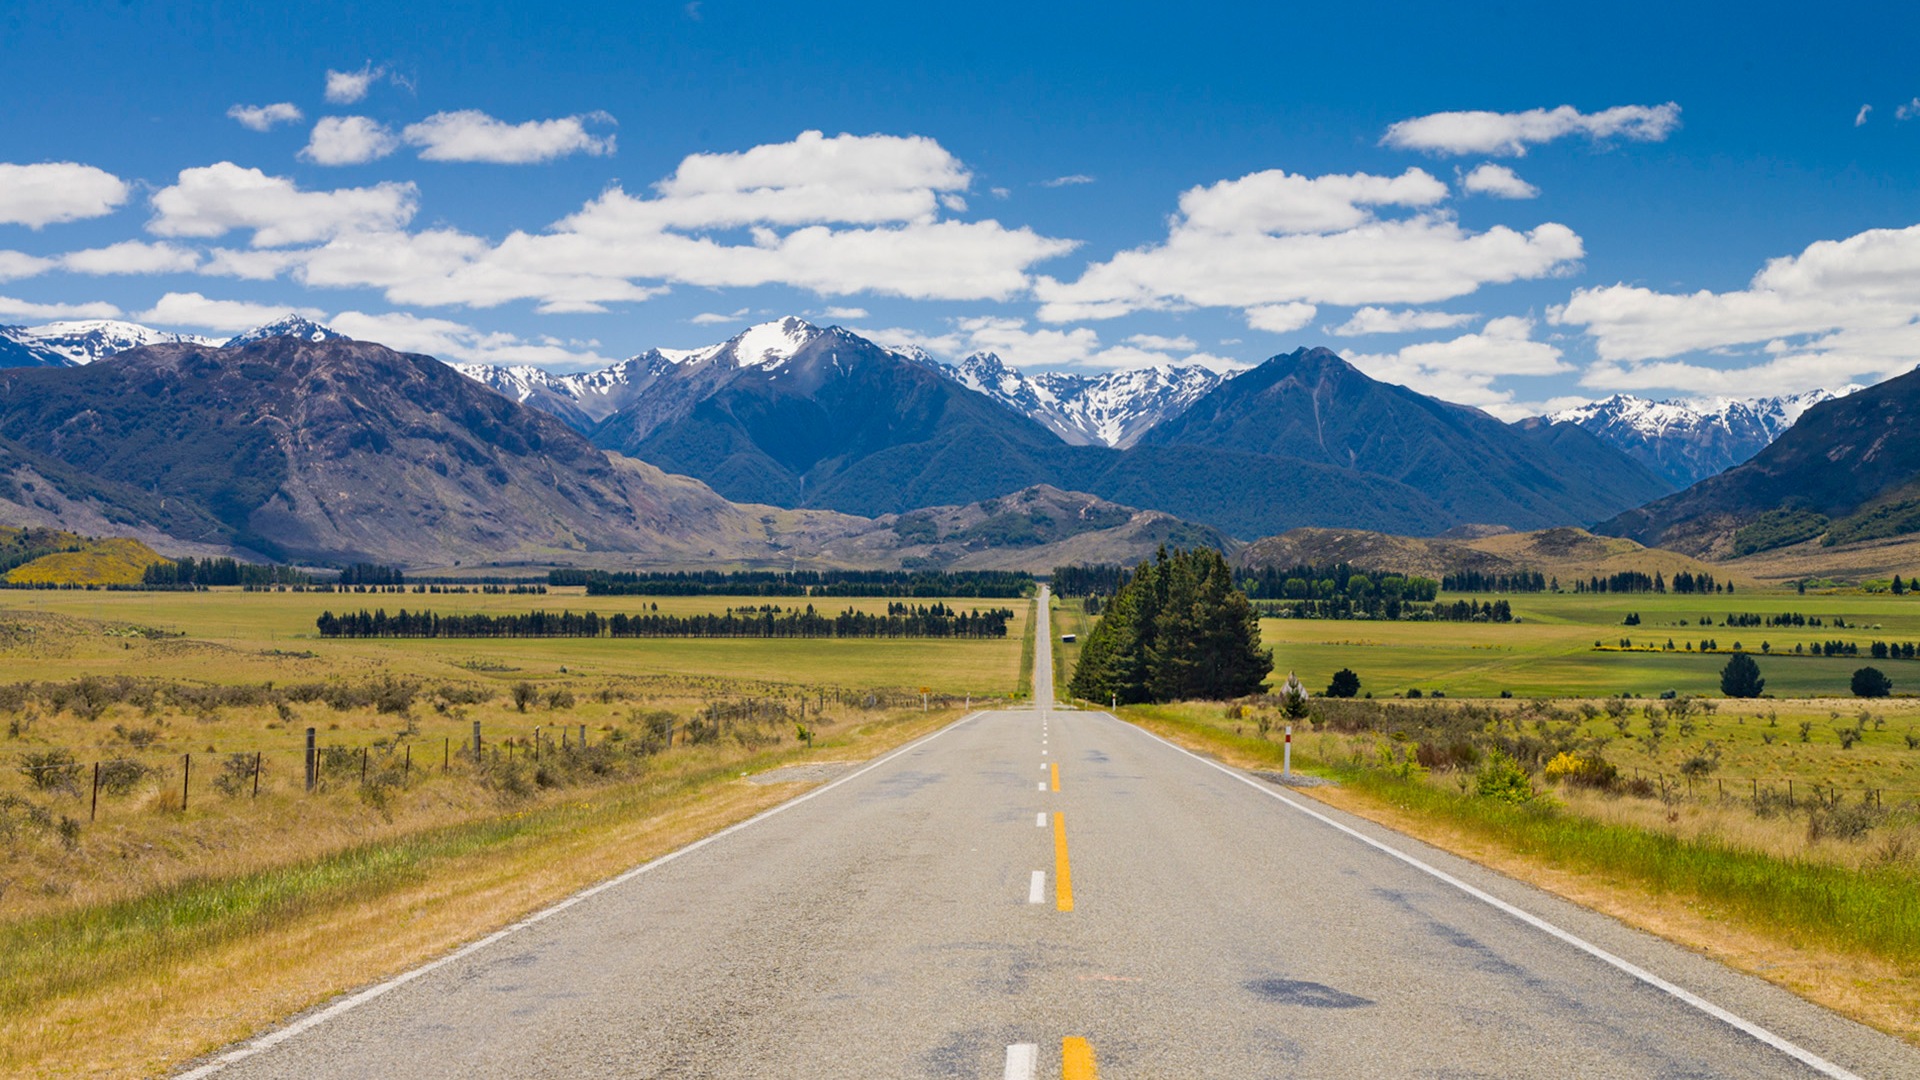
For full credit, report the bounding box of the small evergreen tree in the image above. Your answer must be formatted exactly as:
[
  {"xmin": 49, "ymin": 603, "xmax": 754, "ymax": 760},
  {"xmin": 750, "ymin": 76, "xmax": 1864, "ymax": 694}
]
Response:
[
  {"xmin": 1325, "ymin": 668, "xmax": 1361, "ymax": 698},
  {"xmin": 1719, "ymin": 652, "xmax": 1765, "ymax": 698},
  {"xmin": 1279, "ymin": 671, "xmax": 1311, "ymax": 719},
  {"xmin": 1851, "ymin": 666, "xmax": 1893, "ymax": 698}
]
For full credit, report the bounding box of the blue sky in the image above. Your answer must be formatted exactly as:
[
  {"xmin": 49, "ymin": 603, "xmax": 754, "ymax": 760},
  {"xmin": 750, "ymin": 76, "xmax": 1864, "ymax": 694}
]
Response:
[{"xmin": 2, "ymin": 0, "xmax": 1917, "ymax": 416}]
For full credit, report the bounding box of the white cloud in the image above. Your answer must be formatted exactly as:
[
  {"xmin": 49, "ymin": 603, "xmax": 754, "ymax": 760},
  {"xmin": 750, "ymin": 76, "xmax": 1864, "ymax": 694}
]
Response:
[
  {"xmin": 1033, "ymin": 166, "xmax": 1579, "ymax": 322},
  {"xmin": 1899, "ymin": 98, "xmax": 1920, "ymax": 121},
  {"xmin": 148, "ymin": 163, "xmax": 418, "ymax": 247},
  {"xmin": 819, "ymin": 306, "xmax": 868, "ymax": 319},
  {"xmin": 402, "ymin": 110, "xmax": 617, "ymax": 164},
  {"xmin": 1855, "ymin": 104, "xmax": 1873, "ymax": 127},
  {"xmin": 253, "ymin": 132, "xmax": 1073, "ymax": 311},
  {"xmin": 1460, "ymin": 163, "xmax": 1539, "ymax": 199},
  {"xmin": 324, "ymin": 64, "xmax": 384, "ymax": 105},
  {"xmin": 136, "ymin": 291, "xmax": 328, "ymax": 332},
  {"xmin": 1381, "ymin": 102, "xmax": 1681, "ymax": 157},
  {"xmin": 227, "ymin": 102, "xmax": 303, "ymax": 131},
  {"xmin": 1345, "ymin": 316, "xmax": 1569, "ymax": 408},
  {"xmin": 0, "ymin": 295, "xmax": 121, "ymax": 321},
  {"xmin": 1245, "ymin": 303, "xmax": 1316, "ymax": 334},
  {"xmin": 300, "ymin": 116, "xmax": 400, "ymax": 165},
  {"xmin": 1042, "ymin": 174, "xmax": 1095, "ymax": 187},
  {"xmin": 689, "ymin": 308, "xmax": 749, "ymax": 325},
  {"xmin": 0, "ymin": 162, "xmax": 129, "ymax": 227},
  {"xmin": 0, "ymin": 250, "xmax": 53, "ymax": 282},
  {"xmin": 329, "ymin": 309, "xmax": 612, "ymax": 367},
  {"xmin": 58, "ymin": 241, "xmax": 201, "ymax": 275},
  {"xmin": 1125, "ymin": 333, "xmax": 1195, "ymax": 351},
  {"xmin": 1329, "ymin": 306, "xmax": 1477, "ymax": 336}
]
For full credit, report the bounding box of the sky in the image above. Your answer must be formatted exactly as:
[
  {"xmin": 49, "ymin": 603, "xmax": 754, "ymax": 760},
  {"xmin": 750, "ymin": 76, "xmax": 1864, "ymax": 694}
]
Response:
[{"xmin": 1, "ymin": 0, "xmax": 1918, "ymax": 418}]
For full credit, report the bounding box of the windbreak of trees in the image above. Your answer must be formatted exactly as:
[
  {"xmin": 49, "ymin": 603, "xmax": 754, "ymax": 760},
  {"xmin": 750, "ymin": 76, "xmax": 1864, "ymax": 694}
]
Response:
[
  {"xmin": 1440, "ymin": 570, "xmax": 1547, "ymax": 593},
  {"xmin": 1235, "ymin": 563, "xmax": 1441, "ymax": 603},
  {"xmin": 1260, "ymin": 597, "xmax": 1514, "ymax": 623},
  {"xmin": 1070, "ymin": 547, "xmax": 1272, "ymax": 705},
  {"xmin": 315, "ymin": 602, "xmax": 1014, "ymax": 639},
  {"xmin": 1574, "ymin": 571, "xmax": 1733, "ymax": 594},
  {"xmin": 338, "ymin": 563, "xmax": 405, "ymax": 586},
  {"xmin": 551, "ymin": 569, "xmax": 1032, "ymax": 598},
  {"xmin": 1051, "ymin": 564, "xmax": 1130, "ymax": 598},
  {"xmin": 142, "ymin": 557, "xmax": 311, "ymax": 587}
]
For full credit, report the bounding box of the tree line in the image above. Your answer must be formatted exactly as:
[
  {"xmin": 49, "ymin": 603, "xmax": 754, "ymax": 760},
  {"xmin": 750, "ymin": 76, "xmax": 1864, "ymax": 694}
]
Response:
[
  {"xmin": 1574, "ymin": 570, "xmax": 1734, "ymax": 594},
  {"xmin": 1050, "ymin": 563, "xmax": 1130, "ymax": 597},
  {"xmin": 1440, "ymin": 570, "xmax": 1548, "ymax": 593},
  {"xmin": 1234, "ymin": 563, "xmax": 1441, "ymax": 603},
  {"xmin": 314, "ymin": 603, "xmax": 1014, "ymax": 639},
  {"xmin": 142, "ymin": 557, "xmax": 311, "ymax": 587},
  {"xmin": 1069, "ymin": 547, "xmax": 1271, "ymax": 704},
  {"xmin": 1259, "ymin": 597, "xmax": 1514, "ymax": 623},
  {"xmin": 552, "ymin": 568, "xmax": 1032, "ymax": 598}
]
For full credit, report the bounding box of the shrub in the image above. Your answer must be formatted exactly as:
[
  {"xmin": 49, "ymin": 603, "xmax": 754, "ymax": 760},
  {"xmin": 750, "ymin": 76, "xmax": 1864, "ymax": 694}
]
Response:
[
  {"xmin": 545, "ymin": 688, "xmax": 576, "ymax": 710},
  {"xmin": 19, "ymin": 748, "xmax": 82, "ymax": 794},
  {"xmin": 212, "ymin": 752, "xmax": 256, "ymax": 797},
  {"xmin": 511, "ymin": 682, "xmax": 536, "ymax": 713},
  {"xmin": 96, "ymin": 758, "xmax": 151, "ymax": 795},
  {"xmin": 1544, "ymin": 751, "xmax": 1617, "ymax": 789},
  {"xmin": 1475, "ymin": 748, "xmax": 1535, "ymax": 805},
  {"xmin": 1324, "ymin": 668, "xmax": 1360, "ymax": 699},
  {"xmin": 1851, "ymin": 667, "xmax": 1893, "ymax": 698}
]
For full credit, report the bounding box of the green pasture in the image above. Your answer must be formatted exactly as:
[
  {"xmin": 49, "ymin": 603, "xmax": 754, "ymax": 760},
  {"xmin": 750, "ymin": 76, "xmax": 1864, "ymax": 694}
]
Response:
[{"xmin": 1262, "ymin": 589, "xmax": 1920, "ymax": 700}]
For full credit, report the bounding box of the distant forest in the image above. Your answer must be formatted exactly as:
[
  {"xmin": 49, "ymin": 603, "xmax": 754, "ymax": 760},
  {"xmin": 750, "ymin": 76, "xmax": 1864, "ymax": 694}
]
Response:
[{"xmin": 551, "ymin": 569, "xmax": 1032, "ymax": 598}]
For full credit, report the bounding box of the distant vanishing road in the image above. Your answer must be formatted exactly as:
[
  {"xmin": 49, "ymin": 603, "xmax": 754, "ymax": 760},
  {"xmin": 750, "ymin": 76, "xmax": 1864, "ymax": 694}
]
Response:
[{"xmin": 186, "ymin": 588, "xmax": 1920, "ymax": 1078}]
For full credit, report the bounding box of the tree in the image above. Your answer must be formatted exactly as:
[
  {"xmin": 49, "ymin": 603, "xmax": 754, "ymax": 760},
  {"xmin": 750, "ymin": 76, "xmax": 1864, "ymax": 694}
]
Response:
[
  {"xmin": 1068, "ymin": 547, "xmax": 1270, "ymax": 704},
  {"xmin": 1279, "ymin": 672, "xmax": 1311, "ymax": 719},
  {"xmin": 1719, "ymin": 652, "xmax": 1765, "ymax": 698},
  {"xmin": 1325, "ymin": 668, "xmax": 1361, "ymax": 698},
  {"xmin": 1851, "ymin": 666, "xmax": 1893, "ymax": 698}
]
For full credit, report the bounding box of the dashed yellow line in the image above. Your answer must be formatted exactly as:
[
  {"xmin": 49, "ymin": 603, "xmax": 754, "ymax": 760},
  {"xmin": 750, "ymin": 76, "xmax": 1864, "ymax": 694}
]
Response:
[
  {"xmin": 1052, "ymin": 812, "xmax": 1073, "ymax": 912},
  {"xmin": 1062, "ymin": 1036, "xmax": 1097, "ymax": 1078},
  {"xmin": 1050, "ymin": 761, "xmax": 1060, "ymax": 792}
]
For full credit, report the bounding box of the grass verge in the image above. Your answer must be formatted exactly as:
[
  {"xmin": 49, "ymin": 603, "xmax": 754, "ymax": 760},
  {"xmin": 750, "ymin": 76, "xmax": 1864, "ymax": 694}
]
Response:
[
  {"xmin": 0, "ymin": 708, "xmax": 961, "ymax": 1078},
  {"xmin": 1118, "ymin": 702, "xmax": 1920, "ymax": 1045}
]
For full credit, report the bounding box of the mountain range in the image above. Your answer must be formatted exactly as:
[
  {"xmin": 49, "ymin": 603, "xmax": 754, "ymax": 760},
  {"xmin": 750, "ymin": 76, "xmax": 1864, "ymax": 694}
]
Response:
[{"xmin": 1548, "ymin": 389, "xmax": 1859, "ymax": 488}]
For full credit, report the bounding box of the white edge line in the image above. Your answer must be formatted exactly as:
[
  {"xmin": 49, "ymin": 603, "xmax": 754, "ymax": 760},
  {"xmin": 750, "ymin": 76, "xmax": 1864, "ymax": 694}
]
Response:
[
  {"xmin": 1108, "ymin": 713, "xmax": 1865, "ymax": 1080},
  {"xmin": 1004, "ymin": 1042, "xmax": 1038, "ymax": 1080},
  {"xmin": 175, "ymin": 711, "xmax": 989, "ymax": 1079}
]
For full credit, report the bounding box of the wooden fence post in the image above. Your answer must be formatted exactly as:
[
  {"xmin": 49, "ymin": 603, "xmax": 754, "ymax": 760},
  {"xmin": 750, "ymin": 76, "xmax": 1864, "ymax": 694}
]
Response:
[
  {"xmin": 90, "ymin": 761, "xmax": 100, "ymax": 822},
  {"xmin": 253, "ymin": 751, "xmax": 261, "ymax": 798},
  {"xmin": 305, "ymin": 727, "xmax": 317, "ymax": 792},
  {"xmin": 404, "ymin": 744, "xmax": 411, "ymax": 783},
  {"xmin": 360, "ymin": 747, "xmax": 368, "ymax": 785},
  {"xmin": 472, "ymin": 719, "xmax": 481, "ymax": 763},
  {"xmin": 182, "ymin": 753, "xmax": 190, "ymax": 811},
  {"xmin": 443, "ymin": 736, "xmax": 449, "ymax": 773}
]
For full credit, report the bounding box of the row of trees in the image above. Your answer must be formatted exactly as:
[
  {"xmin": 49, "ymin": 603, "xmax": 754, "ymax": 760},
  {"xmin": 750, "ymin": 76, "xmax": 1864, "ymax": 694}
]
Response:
[
  {"xmin": 1235, "ymin": 563, "xmax": 1440, "ymax": 602},
  {"xmin": 1069, "ymin": 548, "xmax": 1271, "ymax": 704},
  {"xmin": 141, "ymin": 557, "xmax": 311, "ymax": 587},
  {"xmin": 314, "ymin": 604, "xmax": 1014, "ymax": 639},
  {"xmin": 1051, "ymin": 563, "xmax": 1129, "ymax": 598},
  {"xmin": 1257, "ymin": 597, "xmax": 1514, "ymax": 623},
  {"xmin": 1440, "ymin": 571, "xmax": 1548, "ymax": 593},
  {"xmin": 554, "ymin": 568, "xmax": 1032, "ymax": 598},
  {"xmin": 1574, "ymin": 571, "xmax": 1735, "ymax": 594}
]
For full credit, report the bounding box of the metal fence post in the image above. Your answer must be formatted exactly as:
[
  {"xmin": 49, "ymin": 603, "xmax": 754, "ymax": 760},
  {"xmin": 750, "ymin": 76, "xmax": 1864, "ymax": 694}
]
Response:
[
  {"xmin": 305, "ymin": 727, "xmax": 317, "ymax": 792},
  {"xmin": 182, "ymin": 752, "xmax": 190, "ymax": 811}
]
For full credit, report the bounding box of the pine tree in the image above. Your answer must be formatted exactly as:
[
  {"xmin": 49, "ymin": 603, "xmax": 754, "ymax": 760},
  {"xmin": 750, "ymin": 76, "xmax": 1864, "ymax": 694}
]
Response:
[
  {"xmin": 1719, "ymin": 652, "xmax": 1765, "ymax": 698},
  {"xmin": 1068, "ymin": 547, "xmax": 1270, "ymax": 704}
]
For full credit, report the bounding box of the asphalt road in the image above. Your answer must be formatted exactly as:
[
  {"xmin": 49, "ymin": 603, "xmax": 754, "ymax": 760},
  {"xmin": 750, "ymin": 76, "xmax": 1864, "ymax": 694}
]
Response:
[{"xmin": 187, "ymin": 588, "xmax": 1920, "ymax": 1078}]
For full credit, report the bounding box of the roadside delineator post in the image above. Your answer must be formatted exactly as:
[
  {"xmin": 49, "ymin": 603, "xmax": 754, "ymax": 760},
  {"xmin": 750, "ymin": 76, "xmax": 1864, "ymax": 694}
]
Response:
[{"xmin": 1284, "ymin": 725, "xmax": 1292, "ymax": 777}]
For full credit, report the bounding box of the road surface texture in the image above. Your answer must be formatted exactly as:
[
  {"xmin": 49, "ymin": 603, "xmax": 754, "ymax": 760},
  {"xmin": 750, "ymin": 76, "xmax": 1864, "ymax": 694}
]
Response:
[{"xmin": 185, "ymin": 588, "xmax": 1920, "ymax": 1078}]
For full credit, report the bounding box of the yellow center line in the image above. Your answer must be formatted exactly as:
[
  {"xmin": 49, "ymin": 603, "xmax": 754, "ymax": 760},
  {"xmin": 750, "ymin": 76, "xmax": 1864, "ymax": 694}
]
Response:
[
  {"xmin": 1052, "ymin": 811, "xmax": 1073, "ymax": 912},
  {"xmin": 1050, "ymin": 761, "xmax": 1060, "ymax": 792},
  {"xmin": 1062, "ymin": 1036, "xmax": 1097, "ymax": 1079}
]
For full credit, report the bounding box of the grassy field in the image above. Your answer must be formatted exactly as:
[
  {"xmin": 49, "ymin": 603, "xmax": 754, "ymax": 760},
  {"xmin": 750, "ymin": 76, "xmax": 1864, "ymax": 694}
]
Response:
[
  {"xmin": 1260, "ymin": 588, "xmax": 1920, "ymax": 699},
  {"xmin": 1050, "ymin": 595, "xmax": 1089, "ymax": 701},
  {"xmin": 0, "ymin": 588, "xmax": 1018, "ymax": 1075}
]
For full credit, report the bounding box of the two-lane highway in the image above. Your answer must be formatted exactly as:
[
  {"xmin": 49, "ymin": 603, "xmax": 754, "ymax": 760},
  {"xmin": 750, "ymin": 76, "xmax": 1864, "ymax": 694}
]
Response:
[{"xmin": 188, "ymin": 588, "xmax": 1920, "ymax": 1077}]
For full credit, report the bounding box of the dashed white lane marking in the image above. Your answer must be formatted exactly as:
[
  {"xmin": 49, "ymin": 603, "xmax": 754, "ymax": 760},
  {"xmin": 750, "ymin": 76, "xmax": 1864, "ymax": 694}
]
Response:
[
  {"xmin": 1029, "ymin": 871, "xmax": 1046, "ymax": 904},
  {"xmin": 1036, "ymin": 812, "xmax": 1047, "ymax": 827},
  {"xmin": 1115, "ymin": 716, "xmax": 1868, "ymax": 1080},
  {"xmin": 175, "ymin": 713, "xmax": 994, "ymax": 1079},
  {"xmin": 1005, "ymin": 1042, "xmax": 1038, "ymax": 1080},
  {"xmin": 1038, "ymin": 781, "xmax": 1047, "ymax": 791}
]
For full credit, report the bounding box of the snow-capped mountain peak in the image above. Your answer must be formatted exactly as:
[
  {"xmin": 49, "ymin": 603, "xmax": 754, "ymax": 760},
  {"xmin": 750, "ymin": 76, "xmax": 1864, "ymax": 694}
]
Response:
[
  {"xmin": 1546, "ymin": 386, "xmax": 1864, "ymax": 488},
  {"xmin": 727, "ymin": 317, "xmax": 821, "ymax": 369},
  {"xmin": 937, "ymin": 350, "xmax": 1223, "ymax": 448},
  {"xmin": 223, "ymin": 315, "xmax": 344, "ymax": 348},
  {"xmin": 22, "ymin": 320, "xmax": 220, "ymax": 365}
]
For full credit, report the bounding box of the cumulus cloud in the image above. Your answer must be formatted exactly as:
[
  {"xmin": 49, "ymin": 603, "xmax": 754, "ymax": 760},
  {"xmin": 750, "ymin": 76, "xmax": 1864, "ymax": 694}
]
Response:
[
  {"xmin": 329, "ymin": 309, "xmax": 613, "ymax": 367},
  {"xmin": 1460, "ymin": 163, "xmax": 1539, "ymax": 199},
  {"xmin": 1345, "ymin": 316, "xmax": 1569, "ymax": 409},
  {"xmin": 324, "ymin": 64, "xmax": 384, "ymax": 105},
  {"xmin": 819, "ymin": 306, "xmax": 868, "ymax": 320},
  {"xmin": 300, "ymin": 116, "xmax": 400, "ymax": 165},
  {"xmin": 1042, "ymin": 174, "xmax": 1095, "ymax": 187},
  {"xmin": 402, "ymin": 110, "xmax": 616, "ymax": 163},
  {"xmin": 227, "ymin": 102, "xmax": 303, "ymax": 131},
  {"xmin": 1553, "ymin": 222, "xmax": 1920, "ymax": 396},
  {"xmin": 1125, "ymin": 333, "xmax": 1195, "ymax": 351},
  {"xmin": 148, "ymin": 163, "xmax": 418, "ymax": 247},
  {"xmin": 0, "ymin": 250, "xmax": 54, "ymax": 282},
  {"xmin": 1329, "ymin": 306, "xmax": 1477, "ymax": 336},
  {"xmin": 1381, "ymin": 102, "xmax": 1681, "ymax": 157},
  {"xmin": 868, "ymin": 316, "xmax": 1241, "ymax": 374},
  {"xmin": 0, "ymin": 162, "xmax": 129, "ymax": 227},
  {"xmin": 136, "ymin": 291, "xmax": 329, "ymax": 332},
  {"xmin": 237, "ymin": 131, "xmax": 1073, "ymax": 311},
  {"xmin": 58, "ymin": 241, "xmax": 201, "ymax": 275},
  {"xmin": 0, "ymin": 295, "xmax": 122, "ymax": 321},
  {"xmin": 1245, "ymin": 303, "xmax": 1316, "ymax": 334},
  {"xmin": 1032, "ymin": 166, "xmax": 1579, "ymax": 322}
]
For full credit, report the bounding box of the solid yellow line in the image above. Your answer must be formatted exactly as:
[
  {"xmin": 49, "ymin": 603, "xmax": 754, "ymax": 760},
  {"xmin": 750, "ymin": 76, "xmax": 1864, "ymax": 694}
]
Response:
[
  {"xmin": 1050, "ymin": 761, "xmax": 1060, "ymax": 792},
  {"xmin": 1062, "ymin": 1036, "xmax": 1097, "ymax": 1079},
  {"xmin": 1052, "ymin": 812, "xmax": 1073, "ymax": 912}
]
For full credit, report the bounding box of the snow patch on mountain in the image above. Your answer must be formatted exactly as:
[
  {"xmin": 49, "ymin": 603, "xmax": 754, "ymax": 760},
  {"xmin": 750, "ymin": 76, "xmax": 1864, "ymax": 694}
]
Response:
[
  {"xmin": 224, "ymin": 316, "xmax": 344, "ymax": 348},
  {"xmin": 1547, "ymin": 387, "xmax": 1864, "ymax": 488},
  {"xmin": 23, "ymin": 320, "xmax": 220, "ymax": 364},
  {"xmin": 729, "ymin": 317, "xmax": 819, "ymax": 370},
  {"xmin": 942, "ymin": 352, "xmax": 1223, "ymax": 448}
]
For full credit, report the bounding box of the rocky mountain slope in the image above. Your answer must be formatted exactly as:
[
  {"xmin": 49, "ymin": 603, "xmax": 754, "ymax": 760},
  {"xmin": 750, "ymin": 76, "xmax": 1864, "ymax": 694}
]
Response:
[
  {"xmin": 936, "ymin": 352, "xmax": 1222, "ymax": 448},
  {"xmin": 1235, "ymin": 525, "xmax": 1739, "ymax": 586}
]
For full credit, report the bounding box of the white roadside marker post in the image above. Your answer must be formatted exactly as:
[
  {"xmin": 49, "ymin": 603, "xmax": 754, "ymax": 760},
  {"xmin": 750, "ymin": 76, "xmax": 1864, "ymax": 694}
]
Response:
[{"xmin": 1284, "ymin": 724, "xmax": 1292, "ymax": 778}]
